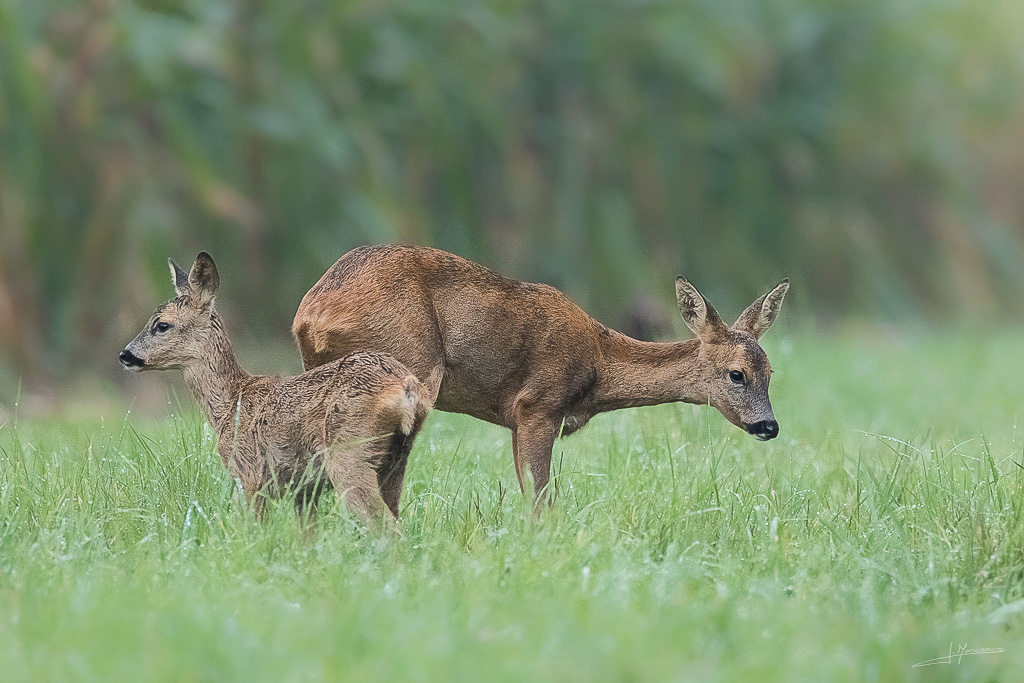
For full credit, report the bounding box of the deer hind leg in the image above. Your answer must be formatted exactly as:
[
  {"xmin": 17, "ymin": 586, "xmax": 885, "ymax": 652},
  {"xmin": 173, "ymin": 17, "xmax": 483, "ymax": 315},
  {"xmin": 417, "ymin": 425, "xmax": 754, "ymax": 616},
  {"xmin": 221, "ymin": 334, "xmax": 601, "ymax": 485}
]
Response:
[
  {"xmin": 372, "ymin": 374, "xmax": 431, "ymax": 516},
  {"xmin": 324, "ymin": 442, "xmax": 393, "ymax": 525},
  {"xmin": 377, "ymin": 431, "xmax": 418, "ymax": 517},
  {"xmin": 511, "ymin": 412, "xmax": 560, "ymax": 504}
]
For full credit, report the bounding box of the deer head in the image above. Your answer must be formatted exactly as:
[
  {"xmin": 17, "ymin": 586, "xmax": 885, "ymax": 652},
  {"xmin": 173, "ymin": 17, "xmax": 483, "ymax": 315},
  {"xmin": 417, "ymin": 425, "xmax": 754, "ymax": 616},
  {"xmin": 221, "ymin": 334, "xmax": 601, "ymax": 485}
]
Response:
[
  {"xmin": 675, "ymin": 277, "xmax": 789, "ymax": 440},
  {"xmin": 119, "ymin": 252, "xmax": 222, "ymax": 372}
]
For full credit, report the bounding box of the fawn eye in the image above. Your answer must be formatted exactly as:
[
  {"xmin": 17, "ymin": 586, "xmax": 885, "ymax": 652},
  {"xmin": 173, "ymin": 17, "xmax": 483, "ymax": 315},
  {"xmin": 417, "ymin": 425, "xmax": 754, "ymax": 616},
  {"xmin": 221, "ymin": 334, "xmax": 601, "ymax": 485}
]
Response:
[
  {"xmin": 154, "ymin": 321, "xmax": 172, "ymax": 334},
  {"xmin": 729, "ymin": 370, "xmax": 745, "ymax": 385}
]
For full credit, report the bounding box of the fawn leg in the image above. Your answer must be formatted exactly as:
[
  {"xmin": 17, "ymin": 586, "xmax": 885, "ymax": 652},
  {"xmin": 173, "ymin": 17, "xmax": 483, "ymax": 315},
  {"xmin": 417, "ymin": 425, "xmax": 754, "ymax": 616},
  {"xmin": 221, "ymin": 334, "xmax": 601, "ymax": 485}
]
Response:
[
  {"xmin": 325, "ymin": 445, "xmax": 393, "ymax": 525},
  {"xmin": 376, "ymin": 369, "xmax": 432, "ymax": 516},
  {"xmin": 238, "ymin": 469, "xmax": 269, "ymax": 521},
  {"xmin": 377, "ymin": 434, "xmax": 412, "ymax": 518}
]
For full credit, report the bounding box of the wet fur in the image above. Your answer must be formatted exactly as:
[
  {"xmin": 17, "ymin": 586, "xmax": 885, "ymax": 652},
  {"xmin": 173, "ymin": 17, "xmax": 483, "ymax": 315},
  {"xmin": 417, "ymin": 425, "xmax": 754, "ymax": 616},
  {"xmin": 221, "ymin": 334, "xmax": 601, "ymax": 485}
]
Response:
[{"xmin": 121, "ymin": 252, "xmax": 431, "ymax": 523}]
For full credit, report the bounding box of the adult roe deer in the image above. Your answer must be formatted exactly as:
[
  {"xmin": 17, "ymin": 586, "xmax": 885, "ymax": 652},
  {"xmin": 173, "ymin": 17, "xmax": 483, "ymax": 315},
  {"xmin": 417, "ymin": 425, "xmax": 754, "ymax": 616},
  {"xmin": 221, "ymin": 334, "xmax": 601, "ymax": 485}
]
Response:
[
  {"xmin": 119, "ymin": 251, "xmax": 431, "ymax": 523},
  {"xmin": 292, "ymin": 245, "xmax": 789, "ymax": 499}
]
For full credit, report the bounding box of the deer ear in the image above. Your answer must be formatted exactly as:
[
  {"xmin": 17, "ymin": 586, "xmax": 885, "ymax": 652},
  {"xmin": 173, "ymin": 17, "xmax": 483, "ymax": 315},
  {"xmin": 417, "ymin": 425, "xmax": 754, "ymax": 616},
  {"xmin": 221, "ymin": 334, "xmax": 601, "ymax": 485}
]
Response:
[
  {"xmin": 733, "ymin": 279, "xmax": 790, "ymax": 339},
  {"xmin": 186, "ymin": 251, "xmax": 220, "ymax": 307},
  {"xmin": 169, "ymin": 258, "xmax": 190, "ymax": 296},
  {"xmin": 675, "ymin": 277, "xmax": 727, "ymax": 342}
]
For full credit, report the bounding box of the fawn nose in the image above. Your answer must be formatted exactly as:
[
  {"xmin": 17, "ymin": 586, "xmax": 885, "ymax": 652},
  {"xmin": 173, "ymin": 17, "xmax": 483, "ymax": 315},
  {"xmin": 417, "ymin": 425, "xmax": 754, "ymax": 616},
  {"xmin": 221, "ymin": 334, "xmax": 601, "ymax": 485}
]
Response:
[
  {"xmin": 747, "ymin": 419, "xmax": 779, "ymax": 441},
  {"xmin": 119, "ymin": 349, "xmax": 144, "ymax": 369}
]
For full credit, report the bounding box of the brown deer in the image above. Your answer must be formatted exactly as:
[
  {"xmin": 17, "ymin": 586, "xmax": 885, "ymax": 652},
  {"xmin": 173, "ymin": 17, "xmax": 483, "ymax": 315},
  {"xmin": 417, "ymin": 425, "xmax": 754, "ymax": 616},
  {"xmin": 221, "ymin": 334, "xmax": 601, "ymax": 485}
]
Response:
[
  {"xmin": 119, "ymin": 251, "xmax": 431, "ymax": 524},
  {"xmin": 292, "ymin": 245, "xmax": 789, "ymax": 499}
]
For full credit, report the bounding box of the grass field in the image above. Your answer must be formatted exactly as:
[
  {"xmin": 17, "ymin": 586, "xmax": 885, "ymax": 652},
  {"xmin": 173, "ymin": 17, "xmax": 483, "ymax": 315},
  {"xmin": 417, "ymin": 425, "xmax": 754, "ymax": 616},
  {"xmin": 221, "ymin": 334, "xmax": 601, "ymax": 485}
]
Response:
[{"xmin": 2, "ymin": 329, "xmax": 1024, "ymax": 681}]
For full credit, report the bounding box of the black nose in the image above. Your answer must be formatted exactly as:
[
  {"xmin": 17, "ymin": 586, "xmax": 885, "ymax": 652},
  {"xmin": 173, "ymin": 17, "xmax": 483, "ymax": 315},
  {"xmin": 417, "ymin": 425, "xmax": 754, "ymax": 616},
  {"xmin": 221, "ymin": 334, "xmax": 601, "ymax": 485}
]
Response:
[
  {"xmin": 747, "ymin": 420, "xmax": 779, "ymax": 441},
  {"xmin": 119, "ymin": 349, "xmax": 144, "ymax": 368}
]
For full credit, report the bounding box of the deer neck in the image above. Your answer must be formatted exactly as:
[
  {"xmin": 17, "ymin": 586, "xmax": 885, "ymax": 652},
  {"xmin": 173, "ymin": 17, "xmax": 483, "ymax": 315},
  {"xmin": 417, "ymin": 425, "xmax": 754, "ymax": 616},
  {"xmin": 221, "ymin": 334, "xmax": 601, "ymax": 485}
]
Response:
[
  {"xmin": 593, "ymin": 333, "xmax": 706, "ymax": 413},
  {"xmin": 181, "ymin": 312, "xmax": 249, "ymax": 433}
]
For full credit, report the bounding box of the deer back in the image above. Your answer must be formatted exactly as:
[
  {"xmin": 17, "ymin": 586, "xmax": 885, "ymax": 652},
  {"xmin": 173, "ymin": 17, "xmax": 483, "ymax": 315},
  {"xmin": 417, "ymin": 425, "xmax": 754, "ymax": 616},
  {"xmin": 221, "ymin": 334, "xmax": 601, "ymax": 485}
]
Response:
[{"xmin": 293, "ymin": 246, "xmax": 604, "ymax": 422}]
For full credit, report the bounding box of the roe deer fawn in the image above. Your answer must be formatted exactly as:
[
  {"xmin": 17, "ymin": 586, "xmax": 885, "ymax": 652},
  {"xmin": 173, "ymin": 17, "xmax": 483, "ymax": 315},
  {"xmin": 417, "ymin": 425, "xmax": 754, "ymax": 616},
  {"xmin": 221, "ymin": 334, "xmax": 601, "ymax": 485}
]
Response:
[
  {"xmin": 119, "ymin": 252, "xmax": 431, "ymax": 523},
  {"xmin": 292, "ymin": 245, "xmax": 788, "ymax": 500}
]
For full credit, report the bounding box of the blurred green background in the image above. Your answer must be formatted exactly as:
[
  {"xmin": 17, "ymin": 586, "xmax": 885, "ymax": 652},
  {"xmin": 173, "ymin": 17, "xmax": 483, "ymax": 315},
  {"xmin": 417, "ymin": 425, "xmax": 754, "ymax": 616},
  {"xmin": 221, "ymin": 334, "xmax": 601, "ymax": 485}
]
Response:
[{"xmin": 2, "ymin": 0, "xmax": 1024, "ymax": 412}]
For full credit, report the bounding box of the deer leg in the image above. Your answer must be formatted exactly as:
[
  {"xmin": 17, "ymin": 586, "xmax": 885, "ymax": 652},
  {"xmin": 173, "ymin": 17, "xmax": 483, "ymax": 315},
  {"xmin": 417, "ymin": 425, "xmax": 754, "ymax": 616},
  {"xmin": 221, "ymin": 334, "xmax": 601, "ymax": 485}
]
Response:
[
  {"xmin": 236, "ymin": 468, "xmax": 269, "ymax": 521},
  {"xmin": 379, "ymin": 396, "xmax": 430, "ymax": 516},
  {"xmin": 511, "ymin": 415, "xmax": 560, "ymax": 503},
  {"xmin": 376, "ymin": 433, "xmax": 411, "ymax": 517},
  {"xmin": 368, "ymin": 366, "xmax": 435, "ymax": 516},
  {"xmin": 325, "ymin": 445, "xmax": 393, "ymax": 525}
]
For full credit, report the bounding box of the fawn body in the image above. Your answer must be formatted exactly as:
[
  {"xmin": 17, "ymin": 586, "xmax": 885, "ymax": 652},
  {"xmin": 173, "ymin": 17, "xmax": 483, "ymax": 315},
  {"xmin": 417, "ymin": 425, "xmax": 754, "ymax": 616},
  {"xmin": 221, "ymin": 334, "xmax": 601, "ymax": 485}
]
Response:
[
  {"xmin": 293, "ymin": 245, "xmax": 788, "ymax": 499},
  {"xmin": 120, "ymin": 252, "xmax": 430, "ymax": 522}
]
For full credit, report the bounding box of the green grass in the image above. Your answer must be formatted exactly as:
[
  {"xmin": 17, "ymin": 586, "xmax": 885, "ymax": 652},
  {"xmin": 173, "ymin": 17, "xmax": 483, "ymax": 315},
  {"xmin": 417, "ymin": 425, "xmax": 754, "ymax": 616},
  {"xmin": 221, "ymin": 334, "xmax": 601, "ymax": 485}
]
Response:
[{"xmin": 3, "ymin": 329, "xmax": 1024, "ymax": 681}]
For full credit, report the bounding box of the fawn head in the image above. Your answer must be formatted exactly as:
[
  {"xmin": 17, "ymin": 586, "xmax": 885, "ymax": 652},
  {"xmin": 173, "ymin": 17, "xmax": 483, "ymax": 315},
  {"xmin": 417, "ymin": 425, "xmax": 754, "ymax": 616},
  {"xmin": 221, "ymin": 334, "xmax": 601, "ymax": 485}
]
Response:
[
  {"xmin": 119, "ymin": 252, "xmax": 221, "ymax": 372},
  {"xmin": 675, "ymin": 277, "xmax": 789, "ymax": 440}
]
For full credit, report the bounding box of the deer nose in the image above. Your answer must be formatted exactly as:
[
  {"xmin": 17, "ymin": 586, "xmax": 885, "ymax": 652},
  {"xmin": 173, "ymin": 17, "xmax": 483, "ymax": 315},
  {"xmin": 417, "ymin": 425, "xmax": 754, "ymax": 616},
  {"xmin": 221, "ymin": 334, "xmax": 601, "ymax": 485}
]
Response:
[
  {"xmin": 747, "ymin": 420, "xmax": 779, "ymax": 441},
  {"xmin": 119, "ymin": 349, "xmax": 144, "ymax": 369}
]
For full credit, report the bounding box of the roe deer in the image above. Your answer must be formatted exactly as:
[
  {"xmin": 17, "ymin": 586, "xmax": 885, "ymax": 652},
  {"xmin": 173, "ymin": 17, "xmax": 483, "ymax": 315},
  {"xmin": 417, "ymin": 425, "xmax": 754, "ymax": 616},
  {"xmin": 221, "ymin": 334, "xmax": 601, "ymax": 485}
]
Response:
[
  {"xmin": 119, "ymin": 251, "xmax": 431, "ymax": 523},
  {"xmin": 292, "ymin": 245, "xmax": 789, "ymax": 500}
]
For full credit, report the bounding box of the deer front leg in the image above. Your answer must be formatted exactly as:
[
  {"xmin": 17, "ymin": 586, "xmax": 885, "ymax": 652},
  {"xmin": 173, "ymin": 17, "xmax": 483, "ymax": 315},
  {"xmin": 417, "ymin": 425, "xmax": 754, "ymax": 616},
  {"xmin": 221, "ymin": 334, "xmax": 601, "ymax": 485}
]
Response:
[{"xmin": 511, "ymin": 413, "xmax": 560, "ymax": 503}]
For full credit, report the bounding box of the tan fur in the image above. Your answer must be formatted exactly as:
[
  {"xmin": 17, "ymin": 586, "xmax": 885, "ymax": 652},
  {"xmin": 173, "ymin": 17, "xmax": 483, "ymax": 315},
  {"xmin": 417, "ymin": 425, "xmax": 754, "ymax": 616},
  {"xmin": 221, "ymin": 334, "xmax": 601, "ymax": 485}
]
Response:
[
  {"xmin": 120, "ymin": 252, "xmax": 431, "ymax": 523},
  {"xmin": 292, "ymin": 245, "xmax": 788, "ymax": 500}
]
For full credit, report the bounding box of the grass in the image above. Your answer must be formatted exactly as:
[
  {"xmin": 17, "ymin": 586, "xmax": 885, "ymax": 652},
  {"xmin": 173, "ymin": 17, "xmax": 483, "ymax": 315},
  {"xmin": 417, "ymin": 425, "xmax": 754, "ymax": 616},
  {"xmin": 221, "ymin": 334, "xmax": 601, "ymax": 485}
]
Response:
[{"xmin": 2, "ymin": 329, "xmax": 1024, "ymax": 681}]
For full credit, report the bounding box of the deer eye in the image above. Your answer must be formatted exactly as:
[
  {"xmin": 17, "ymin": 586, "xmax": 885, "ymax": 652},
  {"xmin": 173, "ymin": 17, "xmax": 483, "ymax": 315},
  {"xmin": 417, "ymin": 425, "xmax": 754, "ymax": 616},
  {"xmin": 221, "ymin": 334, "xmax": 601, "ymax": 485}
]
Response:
[
  {"xmin": 729, "ymin": 370, "xmax": 745, "ymax": 385},
  {"xmin": 153, "ymin": 321, "xmax": 173, "ymax": 334}
]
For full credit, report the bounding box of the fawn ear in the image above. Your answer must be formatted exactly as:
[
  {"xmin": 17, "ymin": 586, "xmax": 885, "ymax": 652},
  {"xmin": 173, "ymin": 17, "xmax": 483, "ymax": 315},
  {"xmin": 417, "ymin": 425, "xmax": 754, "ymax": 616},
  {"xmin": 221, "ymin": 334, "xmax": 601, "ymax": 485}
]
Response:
[
  {"xmin": 733, "ymin": 279, "xmax": 790, "ymax": 339},
  {"xmin": 186, "ymin": 251, "xmax": 220, "ymax": 307},
  {"xmin": 169, "ymin": 258, "xmax": 190, "ymax": 296},
  {"xmin": 675, "ymin": 277, "xmax": 728, "ymax": 343}
]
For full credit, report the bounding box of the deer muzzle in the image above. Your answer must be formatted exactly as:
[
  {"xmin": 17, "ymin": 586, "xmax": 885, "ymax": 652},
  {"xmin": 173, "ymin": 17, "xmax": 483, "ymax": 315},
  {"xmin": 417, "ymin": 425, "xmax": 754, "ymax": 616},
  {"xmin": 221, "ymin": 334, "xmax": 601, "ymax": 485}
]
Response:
[
  {"xmin": 119, "ymin": 348, "xmax": 145, "ymax": 370},
  {"xmin": 746, "ymin": 419, "xmax": 779, "ymax": 441}
]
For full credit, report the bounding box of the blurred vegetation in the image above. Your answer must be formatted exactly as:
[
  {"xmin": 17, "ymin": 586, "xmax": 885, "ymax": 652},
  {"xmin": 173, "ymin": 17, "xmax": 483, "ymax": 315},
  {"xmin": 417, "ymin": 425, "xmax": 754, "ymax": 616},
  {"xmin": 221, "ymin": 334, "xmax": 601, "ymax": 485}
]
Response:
[{"xmin": 2, "ymin": 0, "xmax": 1024, "ymax": 398}]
